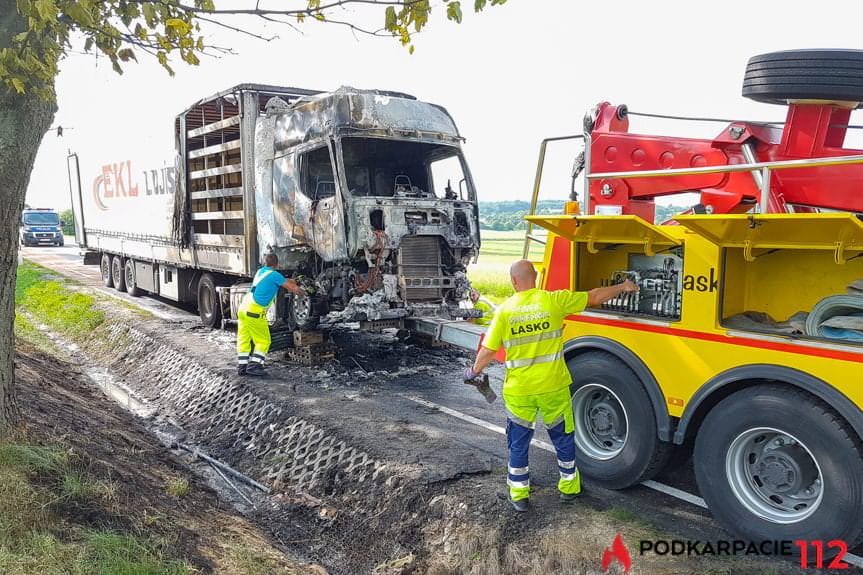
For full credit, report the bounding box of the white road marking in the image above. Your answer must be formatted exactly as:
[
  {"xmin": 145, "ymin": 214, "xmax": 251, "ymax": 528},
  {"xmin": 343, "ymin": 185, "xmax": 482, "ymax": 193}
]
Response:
[
  {"xmin": 641, "ymin": 480, "xmax": 706, "ymax": 508},
  {"xmin": 404, "ymin": 394, "xmax": 863, "ymax": 568}
]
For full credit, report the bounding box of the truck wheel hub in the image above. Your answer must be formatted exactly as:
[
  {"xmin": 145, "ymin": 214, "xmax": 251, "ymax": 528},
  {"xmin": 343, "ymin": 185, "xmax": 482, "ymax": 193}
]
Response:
[
  {"xmin": 589, "ymin": 403, "xmax": 620, "ymax": 436},
  {"xmin": 755, "ymin": 446, "xmax": 817, "ymax": 494},
  {"xmin": 572, "ymin": 384, "xmax": 629, "ymax": 460},
  {"xmin": 726, "ymin": 427, "xmax": 823, "ymax": 523}
]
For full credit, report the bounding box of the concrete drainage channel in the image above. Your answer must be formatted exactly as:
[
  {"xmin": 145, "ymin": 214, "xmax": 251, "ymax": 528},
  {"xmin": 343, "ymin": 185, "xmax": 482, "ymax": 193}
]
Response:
[
  {"xmin": 106, "ymin": 323, "xmax": 382, "ymax": 491},
  {"xmin": 49, "ymin": 318, "xmax": 464, "ymax": 574}
]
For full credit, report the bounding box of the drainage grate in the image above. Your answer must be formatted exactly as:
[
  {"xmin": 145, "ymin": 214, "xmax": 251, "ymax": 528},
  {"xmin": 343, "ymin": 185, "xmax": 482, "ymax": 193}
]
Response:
[{"xmin": 101, "ymin": 324, "xmax": 384, "ymax": 492}]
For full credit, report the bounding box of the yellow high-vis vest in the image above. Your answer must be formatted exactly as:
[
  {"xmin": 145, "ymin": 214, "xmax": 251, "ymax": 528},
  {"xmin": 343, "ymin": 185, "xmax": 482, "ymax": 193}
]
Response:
[{"xmin": 483, "ymin": 288, "xmax": 588, "ymax": 396}]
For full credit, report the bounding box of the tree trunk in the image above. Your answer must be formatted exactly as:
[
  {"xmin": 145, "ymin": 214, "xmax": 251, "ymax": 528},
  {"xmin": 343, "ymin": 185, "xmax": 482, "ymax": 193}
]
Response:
[{"xmin": 0, "ymin": 0, "xmax": 57, "ymax": 434}]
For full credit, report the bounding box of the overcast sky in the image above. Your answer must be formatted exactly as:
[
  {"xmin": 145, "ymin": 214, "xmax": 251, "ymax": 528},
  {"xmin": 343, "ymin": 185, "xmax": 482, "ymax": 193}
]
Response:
[{"xmin": 25, "ymin": 0, "xmax": 863, "ymax": 211}]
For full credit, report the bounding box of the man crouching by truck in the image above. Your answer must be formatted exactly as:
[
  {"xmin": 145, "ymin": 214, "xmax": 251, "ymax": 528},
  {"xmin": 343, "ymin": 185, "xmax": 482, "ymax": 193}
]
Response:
[
  {"xmin": 464, "ymin": 260, "xmax": 638, "ymax": 512},
  {"xmin": 237, "ymin": 253, "xmax": 306, "ymax": 377}
]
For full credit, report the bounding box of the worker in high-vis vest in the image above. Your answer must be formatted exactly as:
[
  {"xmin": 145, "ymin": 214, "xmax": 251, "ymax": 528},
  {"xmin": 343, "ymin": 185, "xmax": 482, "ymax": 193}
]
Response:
[
  {"xmin": 470, "ymin": 288, "xmax": 496, "ymax": 327},
  {"xmin": 237, "ymin": 253, "xmax": 306, "ymax": 377},
  {"xmin": 464, "ymin": 259, "xmax": 638, "ymax": 512}
]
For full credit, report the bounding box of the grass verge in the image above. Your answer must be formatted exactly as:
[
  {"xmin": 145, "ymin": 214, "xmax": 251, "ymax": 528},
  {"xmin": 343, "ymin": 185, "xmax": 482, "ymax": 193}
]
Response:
[
  {"xmin": 0, "ymin": 441, "xmax": 188, "ymax": 575},
  {"xmin": 15, "ymin": 261, "xmax": 104, "ymax": 343}
]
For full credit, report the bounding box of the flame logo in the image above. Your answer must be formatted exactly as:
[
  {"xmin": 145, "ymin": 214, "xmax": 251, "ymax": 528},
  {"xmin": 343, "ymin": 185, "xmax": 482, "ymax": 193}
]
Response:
[{"xmin": 602, "ymin": 533, "xmax": 632, "ymax": 574}]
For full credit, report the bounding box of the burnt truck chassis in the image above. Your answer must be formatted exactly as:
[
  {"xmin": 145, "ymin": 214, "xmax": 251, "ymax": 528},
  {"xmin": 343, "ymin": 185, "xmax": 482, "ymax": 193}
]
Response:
[{"xmin": 205, "ymin": 86, "xmax": 483, "ymax": 330}]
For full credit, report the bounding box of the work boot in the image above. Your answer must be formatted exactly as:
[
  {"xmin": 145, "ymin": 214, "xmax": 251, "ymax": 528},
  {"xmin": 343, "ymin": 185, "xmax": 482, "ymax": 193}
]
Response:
[
  {"xmin": 237, "ymin": 365, "xmax": 247, "ymax": 376},
  {"xmin": 246, "ymin": 363, "xmax": 267, "ymax": 377},
  {"xmin": 559, "ymin": 492, "xmax": 581, "ymax": 504},
  {"xmin": 510, "ymin": 498, "xmax": 529, "ymax": 513}
]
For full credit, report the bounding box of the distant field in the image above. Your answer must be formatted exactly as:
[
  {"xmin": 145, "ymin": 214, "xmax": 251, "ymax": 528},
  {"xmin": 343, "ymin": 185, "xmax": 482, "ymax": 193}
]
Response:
[{"xmin": 469, "ymin": 229, "xmax": 547, "ymax": 303}]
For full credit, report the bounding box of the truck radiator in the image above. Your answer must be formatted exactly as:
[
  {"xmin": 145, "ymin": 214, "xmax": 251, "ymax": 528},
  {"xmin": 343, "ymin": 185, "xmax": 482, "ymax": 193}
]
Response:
[{"xmin": 398, "ymin": 236, "xmax": 451, "ymax": 302}]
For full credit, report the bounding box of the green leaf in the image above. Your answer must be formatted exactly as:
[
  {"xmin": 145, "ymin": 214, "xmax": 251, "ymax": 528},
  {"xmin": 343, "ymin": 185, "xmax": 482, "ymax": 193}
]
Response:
[
  {"xmin": 117, "ymin": 48, "xmax": 136, "ymax": 62},
  {"xmin": 196, "ymin": 36, "xmax": 204, "ymax": 51},
  {"xmin": 10, "ymin": 77, "xmax": 25, "ymax": 93},
  {"xmin": 16, "ymin": 0, "xmax": 32, "ymax": 16},
  {"xmin": 33, "ymin": 0, "xmax": 58, "ymax": 22},
  {"xmin": 63, "ymin": 3, "xmax": 93, "ymax": 26},
  {"xmin": 166, "ymin": 18, "xmax": 192, "ymax": 36},
  {"xmin": 142, "ymin": 3, "xmax": 156, "ymax": 26},
  {"xmin": 474, "ymin": 0, "xmax": 486, "ymax": 10},
  {"xmin": 446, "ymin": 1, "xmax": 463, "ymax": 23},
  {"xmin": 384, "ymin": 6, "xmax": 397, "ymax": 30}
]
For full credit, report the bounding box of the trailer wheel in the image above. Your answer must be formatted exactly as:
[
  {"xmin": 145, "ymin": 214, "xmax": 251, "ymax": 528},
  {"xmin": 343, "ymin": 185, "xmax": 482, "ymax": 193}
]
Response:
[
  {"xmin": 110, "ymin": 256, "xmax": 126, "ymax": 292},
  {"xmin": 100, "ymin": 253, "xmax": 114, "ymax": 288},
  {"xmin": 567, "ymin": 351, "xmax": 671, "ymax": 489},
  {"xmin": 694, "ymin": 384, "xmax": 863, "ymax": 547},
  {"xmin": 743, "ymin": 49, "xmax": 863, "ymax": 105},
  {"xmin": 197, "ymin": 273, "xmax": 222, "ymax": 328},
  {"xmin": 124, "ymin": 260, "xmax": 141, "ymax": 297},
  {"xmin": 287, "ymin": 293, "xmax": 320, "ymax": 331}
]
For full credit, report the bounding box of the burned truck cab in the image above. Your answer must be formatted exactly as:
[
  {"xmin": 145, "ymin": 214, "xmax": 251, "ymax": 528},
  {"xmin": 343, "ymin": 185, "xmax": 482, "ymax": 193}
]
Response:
[{"xmin": 255, "ymin": 87, "xmax": 481, "ymax": 327}]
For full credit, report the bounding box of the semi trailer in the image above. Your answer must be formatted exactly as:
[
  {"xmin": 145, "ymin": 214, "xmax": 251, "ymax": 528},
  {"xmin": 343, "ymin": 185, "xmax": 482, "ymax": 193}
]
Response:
[
  {"xmin": 68, "ymin": 84, "xmax": 481, "ymax": 330},
  {"xmin": 522, "ymin": 50, "xmax": 863, "ymax": 550}
]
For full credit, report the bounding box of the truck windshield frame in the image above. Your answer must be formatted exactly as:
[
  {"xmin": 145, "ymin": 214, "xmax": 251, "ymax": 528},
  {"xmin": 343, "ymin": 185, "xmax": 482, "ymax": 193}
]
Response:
[
  {"xmin": 23, "ymin": 212, "xmax": 60, "ymax": 226},
  {"xmin": 335, "ymin": 136, "xmax": 476, "ymax": 201}
]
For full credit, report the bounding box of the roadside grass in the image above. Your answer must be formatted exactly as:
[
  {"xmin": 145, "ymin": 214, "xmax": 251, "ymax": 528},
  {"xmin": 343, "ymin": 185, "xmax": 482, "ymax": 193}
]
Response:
[
  {"xmin": 13, "ymin": 312, "xmax": 57, "ymax": 352},
  {"xmin": 0, "ymin": 441, "xmax": 188, "ymax": 575},
  {"xmin": 165, "ymin": 477, "xmax": 190, "ymax": 499},
  {"xmin": 15, "ymin": 261, "xmax": 104, "ymax": 343},
  {"xmin": 226, "ymin": 543, "xmax": 305, "ymax": 575}
]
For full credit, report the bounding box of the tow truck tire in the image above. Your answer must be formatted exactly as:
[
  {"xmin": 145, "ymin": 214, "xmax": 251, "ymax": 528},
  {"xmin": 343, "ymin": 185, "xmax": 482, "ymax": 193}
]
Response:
[
  {"xmin": 567, "ymin": 351, "xmax": 671, "ymax": 489},
  {"xmin": 743, "ymin": 49, "xmax": 863, "ymax": 105},
  {"xmin": 111, "ymin": 256, "xmax": 126, "ymax": 292},
  {"xmin": 100, "ymin": 253, "xmax": 114, "ymax": 288},
  {"xmin": 197, "ymin": 273, "xmax": 221, "ymax": 329},
  {"xmin": 124, "ymin": 260, "xmax": 141, "ymax": 297},
  {"xmin": 694, "ymin": 385, "xmax": 863, "ymax": 548}
]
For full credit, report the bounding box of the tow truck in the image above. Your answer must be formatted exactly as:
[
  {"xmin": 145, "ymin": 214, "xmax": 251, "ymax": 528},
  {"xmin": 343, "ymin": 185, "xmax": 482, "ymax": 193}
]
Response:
[{"xmin": 517, "ymin": 49, "xmax": 863, "ymax": 547}]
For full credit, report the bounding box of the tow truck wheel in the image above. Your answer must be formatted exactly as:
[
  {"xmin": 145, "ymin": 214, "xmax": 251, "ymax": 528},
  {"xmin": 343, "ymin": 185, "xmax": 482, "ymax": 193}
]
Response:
[
  {"xmin": 111, "ymin": 256, "xmax": 126, "ymax": 292},
  {"xmin": 567, "ymin": 351, "xmax": 671, "ymax": 489},
  {"xmin": 694, "ymin": 385, "xmax": 863, "ymax": 547},
  {"xmin": 124, "ymin": 260, "xmax": 141, "ymax": 297},
  {"xmin": 743, "ymin": 49, "xmax": 863, "ymax": 105},
  {"xmin": 100, "ymin": 253, "xmax": 114, "ymax": 288},
  {"xmin": 197, "ymin": 273, "xmax": 222, "ymax": 329}
]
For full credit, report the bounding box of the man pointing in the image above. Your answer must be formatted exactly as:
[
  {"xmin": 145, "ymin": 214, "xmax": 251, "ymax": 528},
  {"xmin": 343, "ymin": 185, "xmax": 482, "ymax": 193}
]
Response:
[{"xmin": 465, "ymin": 260, "xmax": 637, "ymax": 512}]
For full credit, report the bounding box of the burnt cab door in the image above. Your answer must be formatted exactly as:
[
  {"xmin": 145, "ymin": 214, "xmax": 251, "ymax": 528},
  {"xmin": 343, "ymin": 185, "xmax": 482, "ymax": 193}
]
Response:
[{"xmin": 294, "ymin": 142, "xmax": 348, "ymax": 262}]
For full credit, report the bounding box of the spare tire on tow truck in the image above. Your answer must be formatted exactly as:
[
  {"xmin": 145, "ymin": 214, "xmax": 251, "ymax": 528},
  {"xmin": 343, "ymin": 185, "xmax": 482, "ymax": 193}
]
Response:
[{"xmin": 743, "ymin": 49, "xmax": 863, "ymax": 105}]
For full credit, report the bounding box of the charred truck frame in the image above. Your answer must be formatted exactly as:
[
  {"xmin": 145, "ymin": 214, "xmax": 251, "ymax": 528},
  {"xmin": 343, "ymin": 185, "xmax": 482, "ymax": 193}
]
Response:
[{"xmin": 70, "ymin": 84, "xmax": 481, "ymax": 330}]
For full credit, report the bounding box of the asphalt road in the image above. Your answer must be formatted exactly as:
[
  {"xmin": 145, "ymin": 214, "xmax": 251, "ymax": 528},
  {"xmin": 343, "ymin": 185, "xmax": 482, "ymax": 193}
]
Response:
[{"xmin": 20, "ymin": 243, "xmax": 863, "ymax": 569}]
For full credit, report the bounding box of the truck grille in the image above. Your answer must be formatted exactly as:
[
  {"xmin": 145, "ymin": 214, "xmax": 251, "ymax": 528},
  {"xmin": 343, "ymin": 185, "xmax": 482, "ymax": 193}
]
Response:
[{"xmin": 398, "ymin": 236, "xmax": 448, "ymax": 302}]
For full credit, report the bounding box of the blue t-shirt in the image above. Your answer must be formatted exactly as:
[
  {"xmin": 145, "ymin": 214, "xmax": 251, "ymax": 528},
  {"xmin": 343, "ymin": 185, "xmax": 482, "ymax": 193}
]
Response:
[{"xmin": 251, "ymin": 267, "xmax": 286, "ymax": 307}]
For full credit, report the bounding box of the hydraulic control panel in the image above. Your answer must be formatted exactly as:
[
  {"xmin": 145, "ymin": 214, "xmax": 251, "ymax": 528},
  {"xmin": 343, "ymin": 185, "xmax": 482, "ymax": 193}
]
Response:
[{"xmin": 600, "ymin": 253, "xmax": 682, "ymax": 320}]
